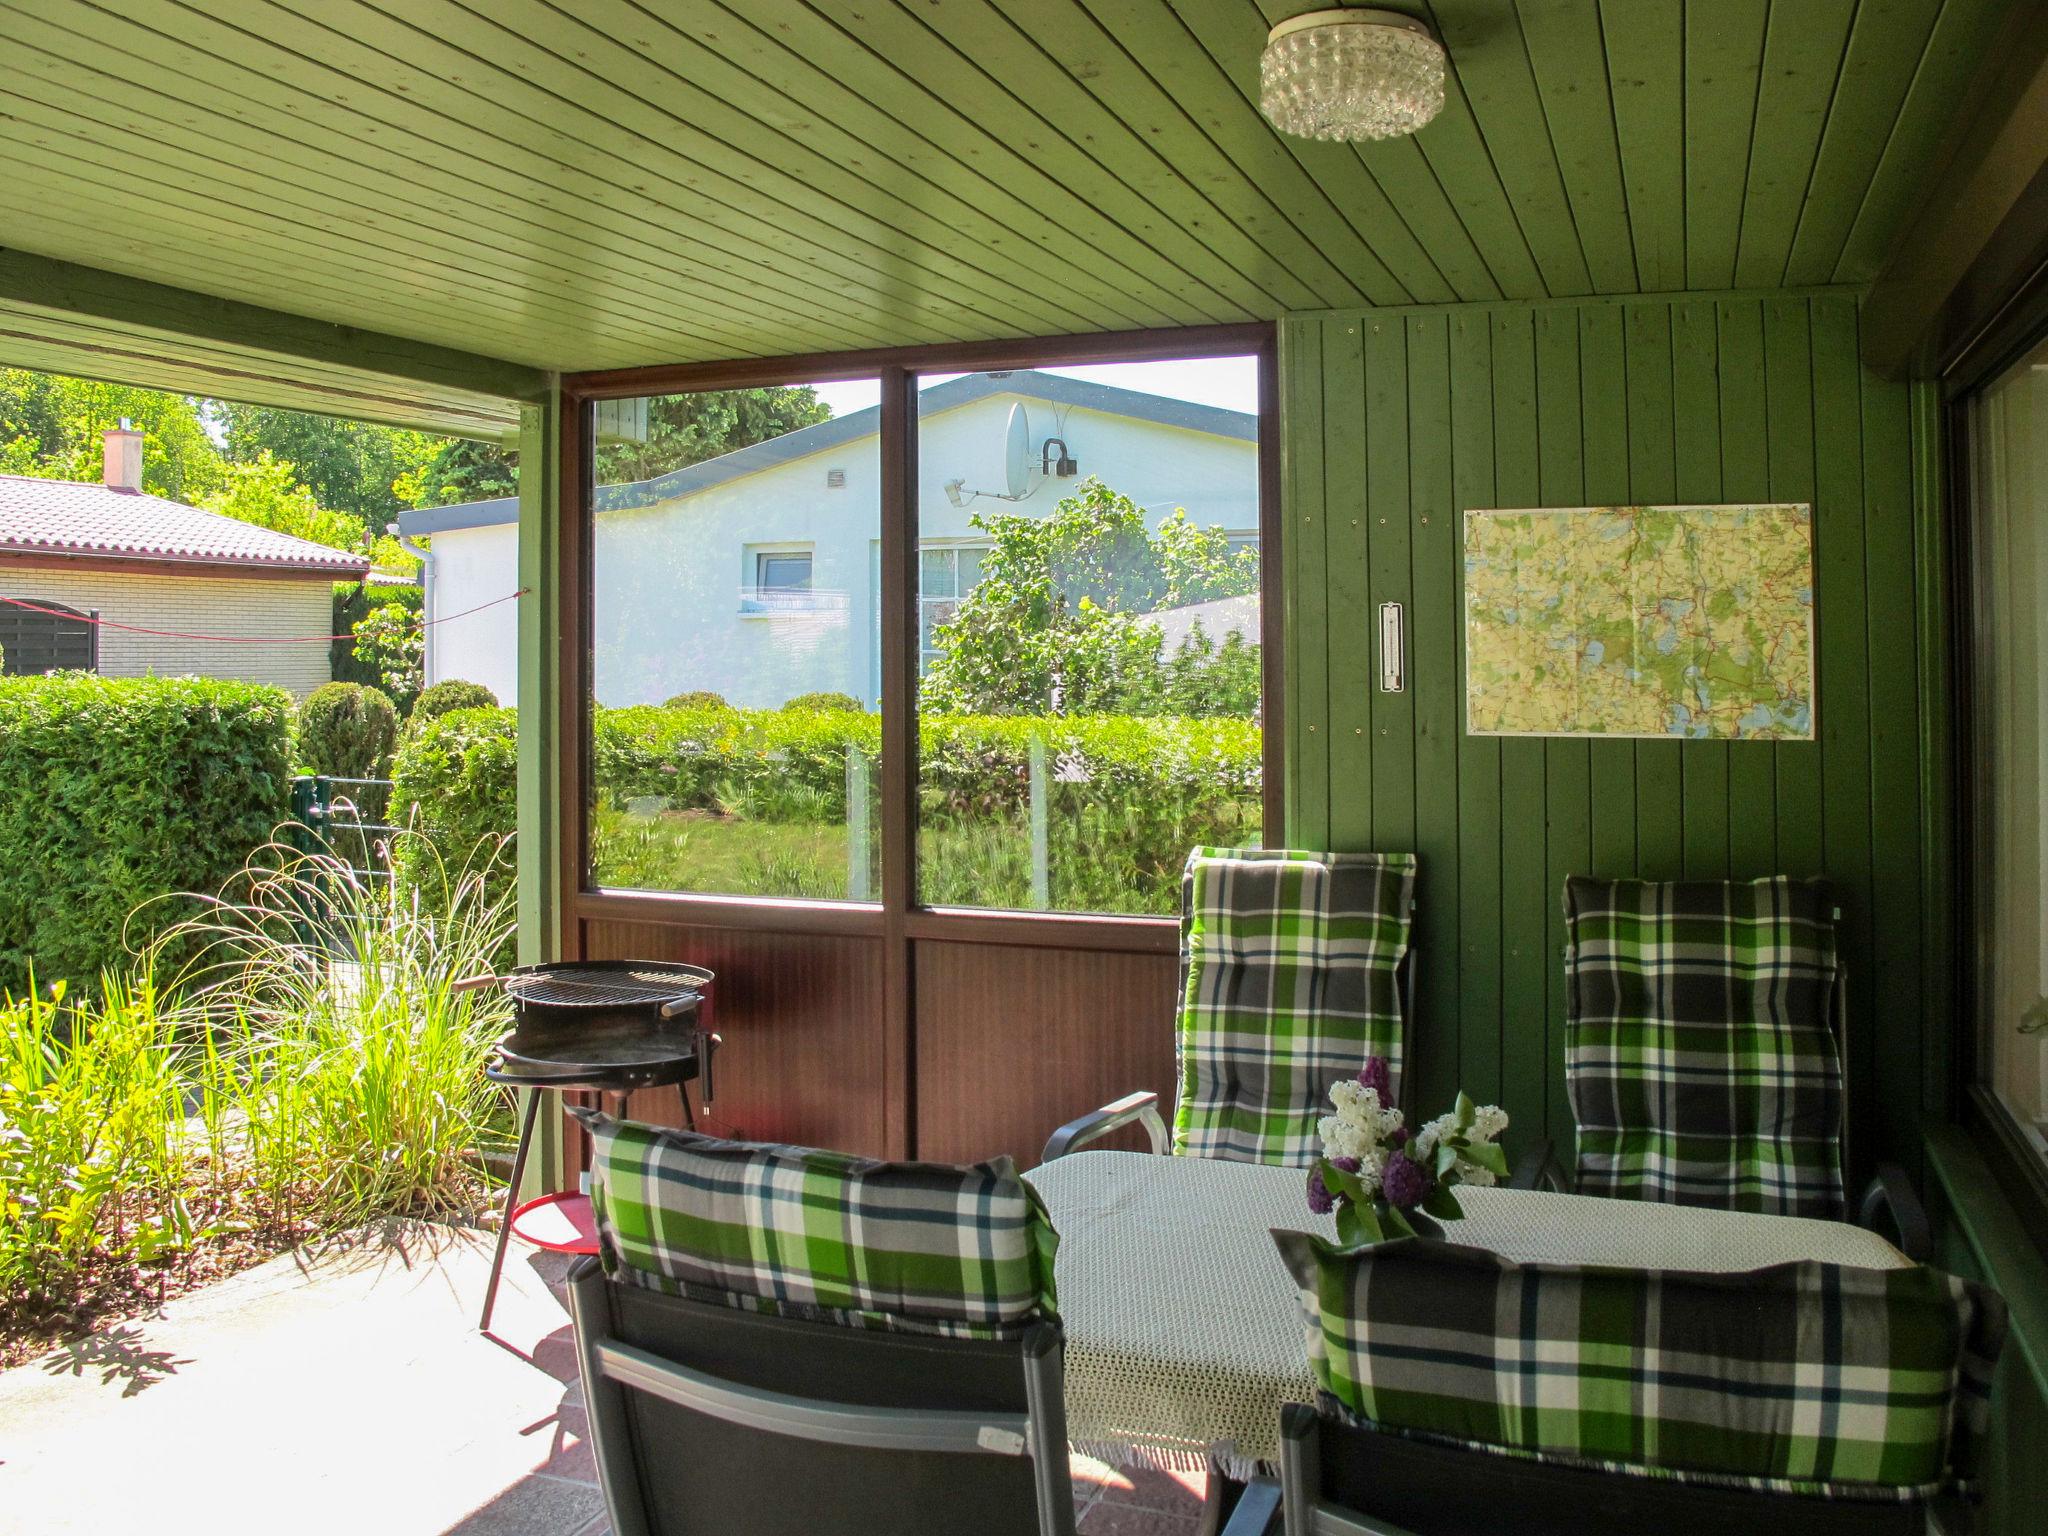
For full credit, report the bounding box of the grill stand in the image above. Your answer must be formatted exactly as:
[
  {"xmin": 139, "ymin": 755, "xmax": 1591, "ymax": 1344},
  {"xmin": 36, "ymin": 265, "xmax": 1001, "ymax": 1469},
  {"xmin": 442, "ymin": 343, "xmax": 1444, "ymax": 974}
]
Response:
[{"xmin": 478, "ymin": 1059, "xmax": 704, "ymax": 1335}]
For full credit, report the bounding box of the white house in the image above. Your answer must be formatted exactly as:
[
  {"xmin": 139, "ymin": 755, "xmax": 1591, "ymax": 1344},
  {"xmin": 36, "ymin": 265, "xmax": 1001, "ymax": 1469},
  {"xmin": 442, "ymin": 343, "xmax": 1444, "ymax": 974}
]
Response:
[{"xmin": 401, "ymin": 371, "xmax": 1259, "ymax": 709}]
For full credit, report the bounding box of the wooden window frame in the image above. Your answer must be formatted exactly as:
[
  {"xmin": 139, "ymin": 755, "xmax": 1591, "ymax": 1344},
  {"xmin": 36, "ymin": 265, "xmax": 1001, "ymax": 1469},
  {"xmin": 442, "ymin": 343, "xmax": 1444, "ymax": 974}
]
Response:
[
  {"xmin": 556, "ymin": 321, "xmax": 1281, "ymax": 956},
  {"xmin": 1941, "ymin": 259, "xmax": 2048, "ymax": 1246}
]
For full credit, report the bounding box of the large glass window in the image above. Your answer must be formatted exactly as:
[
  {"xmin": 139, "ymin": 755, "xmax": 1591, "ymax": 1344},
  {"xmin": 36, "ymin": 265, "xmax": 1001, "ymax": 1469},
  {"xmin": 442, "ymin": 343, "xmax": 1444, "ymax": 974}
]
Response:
[
  {"xmin": 914, "ymin": 357, "xmax": 1265, "ymax": 915},
  {"xmin": 586, "ymin": 383, "xmax": 881, "ymax": 901},
  {"xmin": 1969, "ymin": 334, "xmax": 2048, "ymax": 1164}
]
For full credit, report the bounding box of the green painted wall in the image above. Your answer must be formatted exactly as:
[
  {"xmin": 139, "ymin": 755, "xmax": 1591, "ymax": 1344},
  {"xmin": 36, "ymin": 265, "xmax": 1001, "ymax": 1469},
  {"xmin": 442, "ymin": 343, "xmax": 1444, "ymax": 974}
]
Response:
[{"xmin": 1280, "ymin": 292, "xmax": 1939, "ymax": 1175}]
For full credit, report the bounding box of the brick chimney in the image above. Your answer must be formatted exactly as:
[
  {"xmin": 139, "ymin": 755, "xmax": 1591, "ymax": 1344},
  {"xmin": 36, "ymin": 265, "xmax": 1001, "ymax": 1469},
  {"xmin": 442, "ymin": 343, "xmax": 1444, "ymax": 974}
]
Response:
[{"xmin": 102, "ymin": 419, "xmax": 143, "ymax": 493}]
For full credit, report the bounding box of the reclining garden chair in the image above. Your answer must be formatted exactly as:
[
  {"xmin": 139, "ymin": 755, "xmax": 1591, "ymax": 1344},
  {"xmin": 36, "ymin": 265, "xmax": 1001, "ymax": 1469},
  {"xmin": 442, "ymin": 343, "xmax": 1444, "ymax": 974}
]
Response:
[
  {"xmin": 1236, "ymin": 1231, "xmax": 2008, "ymax": 1536},
  {"xmin": 1515, "ymin": 874, "xmax": 1928, "ymax": 1257},
  {"xmin": 567, "ymin": 1113, "xmax": 1075, "ymax": 1536},
  {"xmin": 1043, "ymin": 846, "xmax": 1418, "ymax": 1166}
]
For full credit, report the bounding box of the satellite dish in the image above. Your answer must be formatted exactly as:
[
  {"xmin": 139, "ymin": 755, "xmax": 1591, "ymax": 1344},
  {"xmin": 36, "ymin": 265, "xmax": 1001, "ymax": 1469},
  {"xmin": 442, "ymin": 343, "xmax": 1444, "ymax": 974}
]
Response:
[{"xmin": 1003, "ymin": 403, "xmax": 1032, "ymax": 500}]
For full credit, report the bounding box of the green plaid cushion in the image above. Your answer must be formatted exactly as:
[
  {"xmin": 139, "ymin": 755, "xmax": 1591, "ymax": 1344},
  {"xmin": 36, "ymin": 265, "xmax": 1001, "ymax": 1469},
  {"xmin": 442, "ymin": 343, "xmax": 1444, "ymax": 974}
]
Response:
[
  {"xmin": 1564, "ymin": 875, "xmax": 1846, "ymax": 1217},
  {"xmin": 1273, "ymin": 1231, "xmax": 2008, "ymax": 1498},
  {"xmin": 1174, "ymin": 847, "xmax": 1417, "ymax": 1167},
  {"xmin": 581, "ymin": 1113, "xmax": 1059, "ymax": 1340}
]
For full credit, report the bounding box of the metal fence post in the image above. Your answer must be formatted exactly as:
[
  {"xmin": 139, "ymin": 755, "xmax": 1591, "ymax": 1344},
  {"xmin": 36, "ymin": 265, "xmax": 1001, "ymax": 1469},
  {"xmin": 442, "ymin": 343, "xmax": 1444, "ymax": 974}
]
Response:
[
  {"xmin": 846, "ymin": 745, "xmax": 871, "ymax": 902},
  {"xmin": 1028, "ymin": 733, "xmax": 1050, "ymax": 910}
]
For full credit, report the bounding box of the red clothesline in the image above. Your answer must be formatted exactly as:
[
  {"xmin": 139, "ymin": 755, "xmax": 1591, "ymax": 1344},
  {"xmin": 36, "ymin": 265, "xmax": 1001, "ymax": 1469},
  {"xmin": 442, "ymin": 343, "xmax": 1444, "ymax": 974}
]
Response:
[{"xmin": 0, "ymin": 587, "xmax": 530, "ymax": 644}]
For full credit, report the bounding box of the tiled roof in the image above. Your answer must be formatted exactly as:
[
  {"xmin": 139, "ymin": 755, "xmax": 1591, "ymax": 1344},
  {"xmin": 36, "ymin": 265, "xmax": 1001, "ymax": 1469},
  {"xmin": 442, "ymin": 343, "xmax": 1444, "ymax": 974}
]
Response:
[{"xmin": 0, "ymin": 474, "xmax": 369, "ymax": 574}]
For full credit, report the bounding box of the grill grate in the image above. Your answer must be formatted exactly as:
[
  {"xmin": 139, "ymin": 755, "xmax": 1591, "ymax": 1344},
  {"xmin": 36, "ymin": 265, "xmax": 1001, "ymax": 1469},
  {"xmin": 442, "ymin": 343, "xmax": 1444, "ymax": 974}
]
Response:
[{"xmin": 503, "ymin": 967, "xmax": 703, "ymax": 1010}]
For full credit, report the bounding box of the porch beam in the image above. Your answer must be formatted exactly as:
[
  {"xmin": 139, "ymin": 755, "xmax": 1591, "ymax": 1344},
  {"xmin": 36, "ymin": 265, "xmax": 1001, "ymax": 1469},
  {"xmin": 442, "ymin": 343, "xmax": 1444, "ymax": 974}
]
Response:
[
  {"xmin": 0, "ymin": 247, "xmax": 546, "ymax": 436},
  {"xmin": 1860, "ymin": 9, "xmax": 2048, "ymax": 379}
]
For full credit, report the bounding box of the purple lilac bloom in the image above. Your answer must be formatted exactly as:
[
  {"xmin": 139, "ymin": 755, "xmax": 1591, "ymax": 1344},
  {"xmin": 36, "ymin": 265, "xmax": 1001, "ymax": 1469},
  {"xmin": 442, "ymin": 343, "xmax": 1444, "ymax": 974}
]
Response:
[
  {"xmin": 1382, "ymin": 1152, "xmax": 1432, "ymax": 1211},
  {"xmin": 1356, "ymin": 1056, "xmax": 1393, "ymax": 1103},
  {"xmin": 1331, "ymin": 1155, "xmax": 1361, "ymax": 1173},
  {"xmin": 1306, "ymin": 1162, "xmax": 1336, "ymax": 1215}
]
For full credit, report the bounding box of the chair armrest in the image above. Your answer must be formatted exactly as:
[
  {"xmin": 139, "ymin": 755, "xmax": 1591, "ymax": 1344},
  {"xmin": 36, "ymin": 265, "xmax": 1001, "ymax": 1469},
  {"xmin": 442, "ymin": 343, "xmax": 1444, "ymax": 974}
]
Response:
[
  {"xmin": 1041, "ymin": 1091, "xmax": 1167, "ymax": 1163},
  {"xmin": 1218, "ymin": 1477, "xmax": 1282, "ymax": 1536},
  {"xmin": 1858, "ymin": 1160, "xmax": 1933, "ymax": 1263},
  {"xmin": 1510, "ymin": 1138, "xmax": 1571, "ymax": 1193}
]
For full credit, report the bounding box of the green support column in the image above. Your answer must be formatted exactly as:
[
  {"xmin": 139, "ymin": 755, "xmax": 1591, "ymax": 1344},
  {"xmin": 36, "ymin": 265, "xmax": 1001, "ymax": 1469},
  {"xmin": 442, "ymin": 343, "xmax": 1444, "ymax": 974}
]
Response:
[{"xmin": 514, "ymin": 384, "xmax": 564, "ymax": 1194}]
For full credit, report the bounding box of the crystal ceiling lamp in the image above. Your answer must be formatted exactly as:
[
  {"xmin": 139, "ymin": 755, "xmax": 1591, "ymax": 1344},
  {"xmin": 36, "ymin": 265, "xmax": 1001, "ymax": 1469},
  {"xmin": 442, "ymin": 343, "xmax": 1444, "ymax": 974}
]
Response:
[{"xmin": 1259, "ymin": 8, "xmax": 1448, "ymax": 142}]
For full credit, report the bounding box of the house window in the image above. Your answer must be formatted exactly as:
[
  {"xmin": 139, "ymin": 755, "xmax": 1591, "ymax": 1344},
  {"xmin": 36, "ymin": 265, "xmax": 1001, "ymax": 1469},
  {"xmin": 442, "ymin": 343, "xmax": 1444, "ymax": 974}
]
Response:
[
  {"xmin": 1966, "ymin": 332, "xmax": 2048, "ymax": 1170},
  {"xmin": 0, "ymin": 598, "xmax": 97, "ymax": 675},
  {"xmin": 755, "ymin": 550, "xmax": 813, "ymax": 598}
]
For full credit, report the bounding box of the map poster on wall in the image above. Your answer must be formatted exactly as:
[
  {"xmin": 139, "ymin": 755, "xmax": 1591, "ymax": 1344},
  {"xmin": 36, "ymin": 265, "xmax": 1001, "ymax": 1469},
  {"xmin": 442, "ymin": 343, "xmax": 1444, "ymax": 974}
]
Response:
[{"xmin": 1463, "ymin": 504, "xmax": 1815, "ymax": 740}]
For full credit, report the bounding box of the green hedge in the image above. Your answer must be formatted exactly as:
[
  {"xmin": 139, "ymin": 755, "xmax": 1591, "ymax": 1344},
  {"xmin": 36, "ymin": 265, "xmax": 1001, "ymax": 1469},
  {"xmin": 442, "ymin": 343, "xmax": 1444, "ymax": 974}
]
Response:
[
  {"xmin": 0, "ymin": 675, "xmax": 294, "ymax": 995},
  {"xmin": 391, "ymin": 703, "xmax": 1263, "ymax": 914},
  {"xmin": 329, "ymin": 581, "xmax": 421, "ymax": 688}
]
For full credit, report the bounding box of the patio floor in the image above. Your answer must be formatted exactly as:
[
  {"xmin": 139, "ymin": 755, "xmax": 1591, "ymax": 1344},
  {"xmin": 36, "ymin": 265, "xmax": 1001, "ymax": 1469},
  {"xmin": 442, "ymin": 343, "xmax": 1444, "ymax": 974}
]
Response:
[{"xmin": 0, "ymin": 1222, "xmax": 1203, "ymax": 1534}]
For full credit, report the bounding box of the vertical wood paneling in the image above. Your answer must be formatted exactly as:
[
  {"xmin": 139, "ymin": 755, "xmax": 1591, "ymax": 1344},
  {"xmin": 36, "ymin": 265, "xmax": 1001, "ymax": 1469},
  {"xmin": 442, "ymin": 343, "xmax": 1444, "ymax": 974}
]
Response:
[
  {"xmin": 1535, "ymin": 307, "xmax": 1588, "ymax": 1148},
  {"xmin": 1671, "ymin": 301, "xmax": 1730, "ymax": 880},
  {"xmin": 1281, "ymin": 318, "xmax": 1329, "ymax": 847},
  {"xmin": 1407, "ymin": 312, "xmax": 1461, "ymax": 1115},
  {"xmin": 1325, "ymin": 319, "xmax": 1372, "ymax": 848},
  {"xmin": 1291, "ymin": 292, "xmax": 1930, "ymax": 1165},
  {"xmin": 1493, "ymin": 310, "xmax": 1549, "ymax": 1136},
  {"xmin": 1718, "ymin": 299, "xmax": 1779, "ymax": 875},
  {"xmin": 1450, "ymin": 312, "xmax": 1504, "ymax": 1109},
  {"xmin": 1624, "ymin": 304, "xmax": 1684, "ymax": 879}
]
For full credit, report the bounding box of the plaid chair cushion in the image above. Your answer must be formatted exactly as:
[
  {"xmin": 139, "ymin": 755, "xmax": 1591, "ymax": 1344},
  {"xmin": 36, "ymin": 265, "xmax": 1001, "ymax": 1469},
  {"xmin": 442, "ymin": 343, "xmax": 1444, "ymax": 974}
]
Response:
[
  {"xmin": 1273, "ymin": 1231, "xmax": 2007, "ymax": 1499},
  {"xmin": 1564, "ymin": 875, "xmax": 1847, "ymax": 1217},
  {"xmin": 1174, "ymin": 847, "xmax": 1417, "ymax": 1167},
  {"xmin": 581, "ymin": 1113, "xmax": 1059, "ymax": 1340}
]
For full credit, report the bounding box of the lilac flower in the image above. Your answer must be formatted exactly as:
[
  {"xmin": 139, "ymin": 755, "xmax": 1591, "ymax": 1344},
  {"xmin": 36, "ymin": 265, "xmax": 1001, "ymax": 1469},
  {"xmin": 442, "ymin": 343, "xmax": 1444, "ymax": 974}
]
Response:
[
  {"xmin": 1331, "ymin": 1155, "xmax": 1361, "ymax": 1174},
  {"xmin": 1356, "ymin": 1056, "xmax": 1393, "ymax": 1103},
  {"xmin": 1306, "ymin": 1162, "xmax": 1336, "ymax": 1215},
  {"xmin": 1382, "ymin": 1152, "xmax": 1433, "ymax": 1211}
]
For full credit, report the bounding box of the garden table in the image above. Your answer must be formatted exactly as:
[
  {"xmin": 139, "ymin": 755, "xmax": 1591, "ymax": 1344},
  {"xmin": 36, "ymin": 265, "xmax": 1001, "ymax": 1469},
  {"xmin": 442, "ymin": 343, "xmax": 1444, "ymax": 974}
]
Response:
[{"xmin": 1024, "ymin": 1149, "xmax": 1909, "ymax": 1480}]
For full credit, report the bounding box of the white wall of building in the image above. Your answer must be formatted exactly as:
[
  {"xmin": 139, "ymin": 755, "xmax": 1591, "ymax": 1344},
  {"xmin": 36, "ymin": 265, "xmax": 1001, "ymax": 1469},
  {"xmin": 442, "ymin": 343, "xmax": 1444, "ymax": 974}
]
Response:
[
  {"xmin": 423, "ymin": 387, "xmax": 1259, "ymax": 710},
  {"xmin": 424, "ymin": 521, "xmax": 519, "ymax": 704},
  {"xmin": 0, "ymin": 563, "xmax": 337, "ymax": 695}
]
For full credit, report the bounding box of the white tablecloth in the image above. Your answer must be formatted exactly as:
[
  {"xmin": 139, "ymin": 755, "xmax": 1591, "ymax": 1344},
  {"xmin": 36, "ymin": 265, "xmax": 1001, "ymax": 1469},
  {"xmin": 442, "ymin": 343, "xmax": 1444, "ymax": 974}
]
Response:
[{"xmin": 1024, "ymin": 1150, "xmax": 1907, "ymax": 1478}]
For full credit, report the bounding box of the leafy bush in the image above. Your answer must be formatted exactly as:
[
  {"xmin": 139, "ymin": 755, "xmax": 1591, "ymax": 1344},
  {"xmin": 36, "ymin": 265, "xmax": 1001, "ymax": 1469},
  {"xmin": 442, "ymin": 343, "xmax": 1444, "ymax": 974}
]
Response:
[
  {"xmin": 352, "ymin": 602, "xmax": 422, "ymax": 712},
  {"xmin": 389, "ymin": 706, "xmax": 519, "ymax": 932},
  {"xmin": 782, "ymin": 690, "xmax": 865, "ymax": 713},
  {"xmin": 297, "ymin": 681, "xmax": 401, "ymax": 779},
  {"xmin": 409, "ymin": 678, "xmax": 498, "ymax": 726},
  {"xmin": 663, "ymin": 690, "xmax": 731, "ymax": 710},
  {"xmin": 0, "ymin": 675, "xmax": 293, "ymax": 995}
]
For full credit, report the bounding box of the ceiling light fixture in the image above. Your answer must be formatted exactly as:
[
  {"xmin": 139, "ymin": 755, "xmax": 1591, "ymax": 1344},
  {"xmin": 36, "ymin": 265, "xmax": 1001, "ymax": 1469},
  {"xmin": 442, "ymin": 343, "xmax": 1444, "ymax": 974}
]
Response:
[{"xmin": 1259, "ymin": 8, "xmax": 1447, "ymax": 142}]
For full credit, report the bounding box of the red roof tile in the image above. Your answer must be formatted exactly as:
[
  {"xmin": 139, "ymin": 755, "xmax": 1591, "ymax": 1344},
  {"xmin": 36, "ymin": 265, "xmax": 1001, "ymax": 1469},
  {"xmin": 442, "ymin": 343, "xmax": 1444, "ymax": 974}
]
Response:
[{"xmin": 0, "ymin": 474, "xmax": 371, "ymax": 574}]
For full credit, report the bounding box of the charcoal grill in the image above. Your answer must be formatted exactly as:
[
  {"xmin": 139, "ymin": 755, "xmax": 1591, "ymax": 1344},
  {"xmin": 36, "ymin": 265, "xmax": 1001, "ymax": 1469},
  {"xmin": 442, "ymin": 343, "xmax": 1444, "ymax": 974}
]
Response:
[{"xmin": 477, "ymin": 959, "xmax": 719, "ymax": 1332}]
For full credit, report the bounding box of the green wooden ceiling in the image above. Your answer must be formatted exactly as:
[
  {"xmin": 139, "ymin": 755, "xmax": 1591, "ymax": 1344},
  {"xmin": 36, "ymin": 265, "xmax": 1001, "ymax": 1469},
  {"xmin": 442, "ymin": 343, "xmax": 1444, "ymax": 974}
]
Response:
[{"xmin": 0, "ymin": 0, "xmax": 2020, "ymax": 378}]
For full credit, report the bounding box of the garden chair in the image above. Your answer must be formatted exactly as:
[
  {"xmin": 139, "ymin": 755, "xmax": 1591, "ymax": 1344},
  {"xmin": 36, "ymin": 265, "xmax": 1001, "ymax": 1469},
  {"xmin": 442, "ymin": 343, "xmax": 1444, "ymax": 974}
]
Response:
[
  {"xmin": 1513, "ymin": 875, "xmax": 1929, "ymax": 1258},
  {"xmin": 1227, "ymin": 1231, "xmax": 2008, "ymax": 1536},
  {"xmin": 1043, "ymin": 846, "xmax": 1417, "ymax": 1166},
  {"xmin": 566, "ymin": 1113, "xmax": 1075, "ymax": 1536}
]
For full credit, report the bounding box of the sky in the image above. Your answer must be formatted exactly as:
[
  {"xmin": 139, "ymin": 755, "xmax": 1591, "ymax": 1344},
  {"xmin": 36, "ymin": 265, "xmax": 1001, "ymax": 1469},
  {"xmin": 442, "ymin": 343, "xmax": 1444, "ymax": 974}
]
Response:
[{"xmin": 806, "ymin": 355, "xmax": 1260, "ymax": 420}]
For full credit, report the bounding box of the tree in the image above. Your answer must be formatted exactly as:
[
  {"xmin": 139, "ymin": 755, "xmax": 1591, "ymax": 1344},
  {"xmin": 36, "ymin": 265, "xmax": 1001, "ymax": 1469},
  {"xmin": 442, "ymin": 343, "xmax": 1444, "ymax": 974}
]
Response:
[
  {"xmin": 198, "ymin": 452, "xmax": 367, "ymax": 552},
  {"xmin": 920, "ymin": 478, "xmax": 1261, "ymax": 718},
  {"xmin": 0, "ymin": 370, "xmax": 225, "ymax": 502},
  {"xmin": 394, "ymin": 435, "xmax": 518, "ymax": 510},
  {"xmin": 215, "ymin": 402, "xmax": 445, "ymax": 530},
  {"xmin": 595, "ymin": 387, "xmax": 832, "ymax": 483}
]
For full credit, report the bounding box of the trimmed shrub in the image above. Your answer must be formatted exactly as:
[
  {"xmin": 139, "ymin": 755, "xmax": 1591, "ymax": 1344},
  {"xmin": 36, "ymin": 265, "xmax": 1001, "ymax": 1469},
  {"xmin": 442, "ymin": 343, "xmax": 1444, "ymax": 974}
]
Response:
[
  {"xmin": 297, "ymin": 681, "xmax": 400, "ymax": 779},
  {"xmin": 0, "ymin": 675, "xmax": 293, "ymax": 993},
  {"xmin": 391, "ymin": 701, "xmax": 1262, "ymax": 916},
  {"xmin": 389, "ymin": 706, "xmax": 520, "ymax": 934},
  {"xmin": 663, "ymin": 690, "xmax": 731, "ymax": 711},
  {"xmin": 782, "ymin": 690, "xmax": 864, "ymax": 713},
  {"xmin": 409, "ymin": 679, "xmax": 498, "ymax": 727}
]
